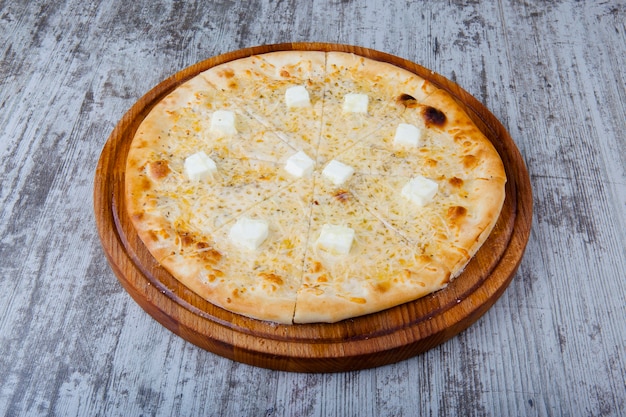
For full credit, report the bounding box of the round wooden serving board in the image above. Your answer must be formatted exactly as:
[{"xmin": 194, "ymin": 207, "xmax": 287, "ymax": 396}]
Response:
[{"xmin": 94, "ymin": 43, "xmax": 532, "ymax": 373}]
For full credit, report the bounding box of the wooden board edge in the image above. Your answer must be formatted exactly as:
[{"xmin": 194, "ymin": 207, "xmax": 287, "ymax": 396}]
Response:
[{"xmin": 93, "ymin": 43, "xmax": 533, "ymax": 372}]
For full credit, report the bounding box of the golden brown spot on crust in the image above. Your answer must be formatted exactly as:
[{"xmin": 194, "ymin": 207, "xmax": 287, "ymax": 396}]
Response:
[
  {"xmin": 350, "ymin": 297, "xmax": 367, "ymax": 304},
  {"xmin": 280, "ymin": 69, "xmax": 290, "ymax": 78},
  {"xmin": 127, "ymin": 158, "xmax": 139, "ymax": 169},
  {"xmin": 196, "ymin": 243, "xmax": 222, "ymax": 264},
  {"xmin": 463, "ymin": 154, "xmax": 478, "ymax": 169},
  {"xmin": 139, "ymin": 178, "xmax": 152, "ymax": 191},
  {"xmin": 397, "ymin": 93, "xmax": 419, "ymax": 108},
  {"xmin": 453, "ymin": 132, "xmax": 466, "ymax": 143},
  {"xmin": 179, "ymin": 233, "xmax": 194, "ymax": 247},
  {"xmin": 317, "ymin": 274, "xmax": 328, "ymax": 283},
  {"xmin": 333, "ymin": 189, "xmax": 350, "ymax": 203},
  {"xmin": 220, "ymin": 69, "xmax": 235, "ymax": 78},
  {"xmin": 258, "ymin": 172, "xmax": 276, "ymax": 181},
  {"xmin": 311, "ymin": 261, "xmax": 323, "ymax": 273},
  {"xmin": 423, "ymin": 106, "xmax": 446, "ymax": 127},
  {"xmin": 132, "ymin": 212, "xmax": 145, "ymax": 222},
  {"xmin": 447, "ymin": 205, "xmax": 467, "ymax": 223},
  {"xmin": 260, "ymin": 272, "xmax": 284, "ymax": 286},
  {"xmin": 207, "ymin": 269, "xmax": 224, "ymax": 282},
  {"xmin": 304, "ymin": 284, "xmax": 325, "ymax": 295},
  {"xmin": 449, "ymin": 177, "xmax": 464, "ymax": 187},
  {"xmin": 228, "ymin": 81, "xmax": 238, "ymax": 89},
  {"xmin": 425, "ymin": 158, "xmax": 438, "ymax": 167},
  {"xmin": 374, "ymin": 281, "xmax": 391, "ymax": 293},
  {"xmin": 232, "ymin": 288, "xmax": 239, "ymax": 298},
  {"xmin": 176, "ymin": 235, "xmax": 223, "ymax": 264},
  {"xmin": 417, "ymin": 255, "xmax": 433, "ymax": 264}
]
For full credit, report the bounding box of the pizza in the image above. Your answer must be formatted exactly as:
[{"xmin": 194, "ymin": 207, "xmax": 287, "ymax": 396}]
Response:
[{"xmin": 125, "ymin": 50, "xmax": 506, "ymax": 324}]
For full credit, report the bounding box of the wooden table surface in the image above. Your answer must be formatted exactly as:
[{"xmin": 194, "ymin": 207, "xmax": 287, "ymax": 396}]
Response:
[{"xmin": 1, "ymin": 1, "xmax": 624, "ymax": 415}]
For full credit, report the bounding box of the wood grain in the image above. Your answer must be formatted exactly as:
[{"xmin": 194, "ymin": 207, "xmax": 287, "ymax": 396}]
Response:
[{"xmin": 94, "ymin": 43, "xmax": 532, "ymax": 372}]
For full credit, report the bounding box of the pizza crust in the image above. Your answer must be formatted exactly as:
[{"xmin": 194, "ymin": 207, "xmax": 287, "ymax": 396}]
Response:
[
  {"xmin": 125, "ymin": 50, "xmax": 506, "ymax": 324},
  {"xmin": 294, "ymin": 255, "xmax": 449, "ymax": 323}
]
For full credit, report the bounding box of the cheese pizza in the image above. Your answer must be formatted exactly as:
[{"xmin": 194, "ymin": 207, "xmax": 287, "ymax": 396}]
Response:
[{"xmin": 125, "ymin": 51, "xmax": 506, "ymax": 324}]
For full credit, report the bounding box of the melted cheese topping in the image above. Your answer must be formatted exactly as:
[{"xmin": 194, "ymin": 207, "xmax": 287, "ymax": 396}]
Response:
[{"xmin": 126, "ymin": 51, "xmax": 506, "ymax": 324}]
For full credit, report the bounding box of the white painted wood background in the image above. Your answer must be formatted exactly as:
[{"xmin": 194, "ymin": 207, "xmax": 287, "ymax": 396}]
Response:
[{"xmin": 1, "ymin": 0, "xmax": 624, "ymax": 415}]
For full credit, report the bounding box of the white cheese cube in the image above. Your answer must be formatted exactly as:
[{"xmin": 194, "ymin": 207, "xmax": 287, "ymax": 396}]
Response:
[
  {"xmin": 285, "ymin": 85, "xmax": 311, "ymax": 108},
  {"xmin": 394, "ymin": 123, "xmax": 422, "ymax": 147},
  {"xmin": 322, "ymin": 160, "xmax": 355, "ymax": 186},
  {"xmin": 184, "ymin": 151, "xmax": 217, "ymax": 181},
  {"xmin": 401, "ymin": 175, "xmax": 439, "ymax": 206},
  {"xmin": 316, "ymin": 224, "xmax": 355, "ymax": 255},
  {"xmin": 228, "ymin": 217, "xmax": 269, "ymax": 251},
  {"xmin": 284, "ymin": 151, "xmax": 315, "ymax": 177},
  {"xmin": 210, "ymin": 110, "xmax": 237, "ymax": 135},
  {"xmin": 342, "ymin": 93, "xmax": 369, "ymax": 113}
]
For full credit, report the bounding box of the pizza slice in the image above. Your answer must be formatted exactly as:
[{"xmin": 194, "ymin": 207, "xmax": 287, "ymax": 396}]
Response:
[
  {"xmin": 348, "ymin": 172, "xmax": 505, "ymax": 276},
  {"xmin": 417, "ymin": 89, "xmax": 507, "ymax": 181},
  {"xmin": 184, "ymin": 157, "xmax": 305, "ymax": 233},
  {"xmin": 130, "ymin": 70, "xmax": 301, "ymax": 167},
  {"xmin": 200, "ymin": 51, "xmax": 326, "ymax": 159},
  {"xmin": 327, "ymin": 97, "xmax": 494, "ymax": 180},
  {"xmin": 293, "ymin": 173, "xmax": 451, "ymax": 323},
  {"xmin": 315, "ymin": 52, "xmax": 440, "ymax": 165},
  {"xmin": 176, "ymin": 179, "xmax": 314, "ymax": 324}
]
